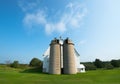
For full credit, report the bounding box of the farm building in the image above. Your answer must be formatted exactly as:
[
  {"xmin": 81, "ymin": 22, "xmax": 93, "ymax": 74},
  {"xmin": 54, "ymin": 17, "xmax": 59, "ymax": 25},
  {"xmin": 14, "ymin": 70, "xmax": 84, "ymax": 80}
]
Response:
[{"xmin": 43, "ymin": 37, "xmax": 85, "ymax": 74}]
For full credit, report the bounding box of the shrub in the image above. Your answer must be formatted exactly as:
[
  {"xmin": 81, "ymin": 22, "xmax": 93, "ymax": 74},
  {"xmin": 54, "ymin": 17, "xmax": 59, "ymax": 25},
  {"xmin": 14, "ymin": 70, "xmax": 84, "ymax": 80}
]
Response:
[
  {"xmin": 84, "ymin": 62, "xmax": 97, "ymax": 70},
  {"xmin": 10, "ymin": 61, "xmax": 19, "ymax": 68},
  {"xmin": 104, "ymin": 63, "xmax": 114, "ymax": 69},
  {"xmin": 29, "ymin": 58, "xmax": 43, "ymax": 68},
  {"xmin": 111, "ymin": 60, "xmax": 120, "ymax": 67}
]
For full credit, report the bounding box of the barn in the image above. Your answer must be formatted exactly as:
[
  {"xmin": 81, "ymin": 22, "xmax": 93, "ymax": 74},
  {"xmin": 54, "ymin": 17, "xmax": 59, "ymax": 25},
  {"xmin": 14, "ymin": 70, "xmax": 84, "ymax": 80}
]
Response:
[{"xmin": 43, "ymin": 37, "xmax": 85, "ymax": 74}]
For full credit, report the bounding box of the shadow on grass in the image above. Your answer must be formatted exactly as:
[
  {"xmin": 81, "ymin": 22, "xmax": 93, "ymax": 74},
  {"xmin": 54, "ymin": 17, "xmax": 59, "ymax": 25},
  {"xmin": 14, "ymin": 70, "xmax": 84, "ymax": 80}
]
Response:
[{"xmin": 20, "ymin": 67, "xmax": 47, "ymax": 74}]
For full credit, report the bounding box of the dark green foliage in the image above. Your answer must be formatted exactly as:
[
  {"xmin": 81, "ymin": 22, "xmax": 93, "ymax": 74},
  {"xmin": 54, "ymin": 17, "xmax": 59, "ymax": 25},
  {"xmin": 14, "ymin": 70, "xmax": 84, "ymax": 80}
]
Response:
[
  {"xmin": 29, "ymin": 58, "xmax": 43, "ymax": 68},
  {"xmin": 111, "ymin": 60, "xmax": 120, "ymax": 67},
  {"xmin": 10, "ymin": 63, "xmax": 29, "ymax": 69},
  {"xmin": 10, "ymin": 61, "xmax": 19, "ymax": 68},
  {"xmin": 82, "ymin": 62, "xmax": 96, "ymax": 70},
  {"xmin": 94, "ymin": 59, "xmax": 103, "ymax": 68},
  {"xmin": 104, "ymin": 63, "xmax": 114, "ymax": 69},
  {"xmin": 82, "ymin": 59, "xmax": 120, "ymax": 70}
]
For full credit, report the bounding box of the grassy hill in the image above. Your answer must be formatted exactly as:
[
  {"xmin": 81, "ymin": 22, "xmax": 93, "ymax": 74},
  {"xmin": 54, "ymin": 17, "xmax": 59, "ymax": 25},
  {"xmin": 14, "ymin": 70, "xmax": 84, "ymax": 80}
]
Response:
[{"xmin": 0, "ymin": 65, "xmax": 120, "ymax": 84}]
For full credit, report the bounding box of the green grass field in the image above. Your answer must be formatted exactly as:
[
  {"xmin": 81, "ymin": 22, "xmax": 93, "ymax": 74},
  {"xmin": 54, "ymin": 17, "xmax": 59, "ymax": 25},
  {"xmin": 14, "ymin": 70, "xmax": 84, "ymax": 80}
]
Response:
[{"xmin": 0, "ymin": 65, "xmax": 120, "ymax": 84}]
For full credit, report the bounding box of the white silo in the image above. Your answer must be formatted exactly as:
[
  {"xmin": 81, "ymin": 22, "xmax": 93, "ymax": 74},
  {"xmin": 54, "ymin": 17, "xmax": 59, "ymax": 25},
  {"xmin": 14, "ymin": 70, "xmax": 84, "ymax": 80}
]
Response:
[
  {"xmin": 63, "ymin": 38, "xmax": 77, "ymax": 74},
  {"xmin": 49, "ymin": 38, "xmax": 61, "ymax": 74}
]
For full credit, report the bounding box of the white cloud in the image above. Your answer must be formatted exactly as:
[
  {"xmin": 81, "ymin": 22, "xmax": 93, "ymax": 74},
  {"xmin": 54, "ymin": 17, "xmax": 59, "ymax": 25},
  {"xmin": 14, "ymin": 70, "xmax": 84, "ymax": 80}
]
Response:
[
  {"xmin": 18, "ymin": 0, "xmax": 40, "ymax": 12},
  {"xmin": 55, "ymin": 22, "xmax": 66, "ymax": 33},
  {"xmin": 45, "ymin": 23, "xmax": 54, "ymax": 35},
  {"xmin": 23, "ymin": 11, "xmax": 46, "ymax": 28},
  {"xmin": 45, "ymin": 22, "xmax": 66, "ymax": 35},
  {"xmin": 66, "ymin": 3, "xmax": 87, "ymax": 28},
  {"xmin": 19, "ymin": 1, "xmax": 87, "ymax": 35},
  {"xmin": 78, "ymin": 40, "xmax": 86, "ymax": 46}
]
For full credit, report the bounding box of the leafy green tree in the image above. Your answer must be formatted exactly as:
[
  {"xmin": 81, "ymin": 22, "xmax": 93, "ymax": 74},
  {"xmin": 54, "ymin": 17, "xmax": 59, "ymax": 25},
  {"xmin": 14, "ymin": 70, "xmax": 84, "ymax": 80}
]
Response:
[
  {"xmin": 94, "ymin": 59, "xmax": 103, "ymax": 68},
  {"xmin": 84, "ymin": 62, "xmax": 97, "ymax": 70},
  {"xmin": 29, "ymin": 58, "xmax": 42, "ymax": 67},
  {"xmin": 104, "ymin": 63, "xmax": 114, "ymax": 69},
  {"xmin": 111, "ymin": 60, "xmax": 120, "ymax": 67},
  {"xmin": 11, "ymin": 61, "xmax": 19, "ymax": 68}
]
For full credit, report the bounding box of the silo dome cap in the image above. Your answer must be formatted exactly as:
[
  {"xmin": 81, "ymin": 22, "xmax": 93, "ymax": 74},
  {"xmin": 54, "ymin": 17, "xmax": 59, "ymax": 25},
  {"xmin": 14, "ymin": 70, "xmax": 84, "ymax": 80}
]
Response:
[
  {"xmin": 64, "ymin": 38, "xmax": 74, "ymax": 45},
  {"xmin": 50, "ymin": 38, "xmax": 60, "ymax": 45}
]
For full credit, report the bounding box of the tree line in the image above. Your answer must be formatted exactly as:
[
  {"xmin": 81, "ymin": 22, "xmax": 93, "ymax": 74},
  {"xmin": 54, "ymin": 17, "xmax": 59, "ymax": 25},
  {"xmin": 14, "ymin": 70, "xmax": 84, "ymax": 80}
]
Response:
[
  {"xmin": 3, "ymin": 58, "xmax": 120, "ymax": 71},
  {"xmin": 82, "ymin": 59, "xmax": 120, "ymax": 70},
  {"xmin": 7, "ymin": 58, "xmax": 43, "ymax": 69}
]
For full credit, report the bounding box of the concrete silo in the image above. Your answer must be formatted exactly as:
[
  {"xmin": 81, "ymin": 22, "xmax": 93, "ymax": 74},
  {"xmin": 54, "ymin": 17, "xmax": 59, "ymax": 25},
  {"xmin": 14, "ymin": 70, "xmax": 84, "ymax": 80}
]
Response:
[
  {"xmin": 63, "ymin": 38, "xmax": 77, "ymax": 74},
  {"xmin": 49, "ymin": 38, "xmax": 61, "ymax": 74}
]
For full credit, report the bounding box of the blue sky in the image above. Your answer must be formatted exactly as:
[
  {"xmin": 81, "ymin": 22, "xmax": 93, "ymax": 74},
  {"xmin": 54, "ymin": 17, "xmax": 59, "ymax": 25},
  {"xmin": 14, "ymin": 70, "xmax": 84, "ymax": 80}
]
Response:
[{"xmin": 0, "ymin": 0, "xmax": 120, "ymax": 63}]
